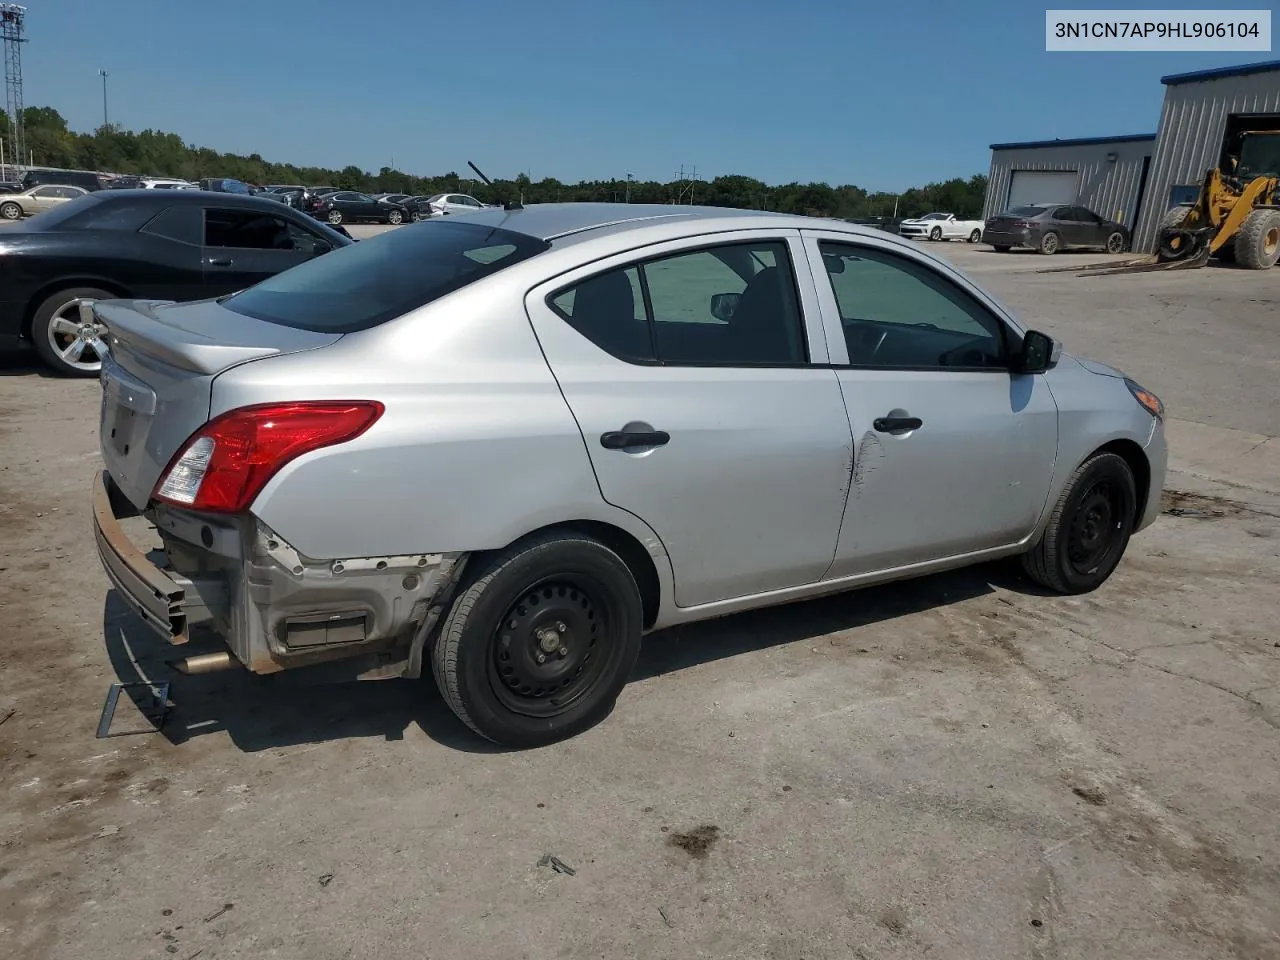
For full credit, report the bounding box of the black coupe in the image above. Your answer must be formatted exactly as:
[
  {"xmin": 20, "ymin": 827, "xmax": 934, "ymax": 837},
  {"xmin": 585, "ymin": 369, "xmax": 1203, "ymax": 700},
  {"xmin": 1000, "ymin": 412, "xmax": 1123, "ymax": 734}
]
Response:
[{"xmin": 0, "ymin": 190, "xmax": 351, "ymax": 376}]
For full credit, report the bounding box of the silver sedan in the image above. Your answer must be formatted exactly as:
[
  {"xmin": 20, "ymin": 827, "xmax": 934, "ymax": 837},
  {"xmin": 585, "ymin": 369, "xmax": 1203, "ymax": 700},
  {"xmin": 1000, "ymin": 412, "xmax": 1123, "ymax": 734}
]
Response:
[
  {"xmin": 0, "ymin": 183, "xmax": 89, "ymax": 220},
  {"xmin": 91, "ymin": 203, "xmax": 1167, "ymax": 747}
]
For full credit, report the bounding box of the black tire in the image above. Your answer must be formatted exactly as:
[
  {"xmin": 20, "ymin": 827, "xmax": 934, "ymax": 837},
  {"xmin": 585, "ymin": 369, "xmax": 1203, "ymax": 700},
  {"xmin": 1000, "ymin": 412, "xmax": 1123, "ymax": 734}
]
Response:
[
  {"xmin": 411, "ymin": 211, "xmax": 423, "ymax": 222},
  {"xmin": 968, "ymin": 229, "xmax": 982, "ymax": 243},
  {"xmin": 993, "ymin": 245, "xmax": 1012, "ymax": 253},
  {"xmin": 387, "ymin": 208, "xmax": 403, "ymax": 225},
  {"xmin": 0, "ymin": 200, "xmax": 22, "ymax": 220},
  {"xmin": 1233, "ymin": 208, "xmax": 1280, "ymax": 270},
  {"xmin": 31, "ymin": 286, "xmax": 115, "ymax": 377},
  {"xmin": 432, "ymin": 531, "xmax": 644, "ymax": 747},
  {"xmin": 1161, "ymin": 204, "xmax": 1193, "ymax": 231},
  {"xmin": 1038, "ymin": 231, "xmax": 1060, "ymax": 255},
  {"xmin": 327, "ymin": 209, "xmax": 343, "ymax": 225},
  {"xmin": 1104, "ymin": 230, "xmax": 1126, "ymax": 254},
  {"xmin": 929, "ymin": 226, "xmax": 943, "ymax": 241},
  {"xmin": 1021, "ymin": 451, "xmax": 1137, "ymax": 594}
]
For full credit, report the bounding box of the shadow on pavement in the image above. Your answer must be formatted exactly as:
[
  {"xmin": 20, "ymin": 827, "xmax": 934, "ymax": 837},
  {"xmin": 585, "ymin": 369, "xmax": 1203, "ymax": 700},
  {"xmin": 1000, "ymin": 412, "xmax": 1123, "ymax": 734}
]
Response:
[{"xmin": 101, "ymin": 559, "xmax": 1045, "ymax": 755}]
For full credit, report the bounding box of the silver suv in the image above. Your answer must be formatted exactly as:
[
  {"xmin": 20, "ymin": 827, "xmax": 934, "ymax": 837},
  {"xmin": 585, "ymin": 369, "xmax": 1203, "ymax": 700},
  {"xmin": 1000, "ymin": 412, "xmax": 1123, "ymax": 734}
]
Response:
[{"xmin": 92, "ymin": 204, "xmax": 1167, "ymax": 747}]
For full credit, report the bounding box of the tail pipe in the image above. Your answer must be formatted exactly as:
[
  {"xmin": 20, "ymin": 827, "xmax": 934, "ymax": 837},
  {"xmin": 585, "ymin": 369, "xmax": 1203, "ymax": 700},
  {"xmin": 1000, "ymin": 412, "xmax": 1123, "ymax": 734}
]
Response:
[{"xmin": 170, "ymin": 652, "xmax": 238, "ymax": 675}]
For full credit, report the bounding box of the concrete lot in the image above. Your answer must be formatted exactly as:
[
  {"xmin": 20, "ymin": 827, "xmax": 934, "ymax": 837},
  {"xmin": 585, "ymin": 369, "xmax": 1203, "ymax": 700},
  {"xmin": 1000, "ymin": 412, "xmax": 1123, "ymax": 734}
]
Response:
[{"xmin": 1, "ymin": 230, "xmax": 1278, "ymax": 960}]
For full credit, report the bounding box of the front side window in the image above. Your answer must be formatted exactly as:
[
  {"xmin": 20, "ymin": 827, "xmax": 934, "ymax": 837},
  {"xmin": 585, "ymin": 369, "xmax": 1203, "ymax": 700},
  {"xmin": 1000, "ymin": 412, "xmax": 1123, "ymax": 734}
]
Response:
[
  {"xmin": 32, "ymin": 186, "xmax": 60, "ymax": 198},
  {"xmin": 224, "ymin": 220, "xmax": 549, "ymax": 333},
  {"xmin": 818, "ymin": 242, "xmax": 1006, "ymax": 369},
  {"xmin": 549, "ymin": 240, "xmax": 807, "ymax": 366}
]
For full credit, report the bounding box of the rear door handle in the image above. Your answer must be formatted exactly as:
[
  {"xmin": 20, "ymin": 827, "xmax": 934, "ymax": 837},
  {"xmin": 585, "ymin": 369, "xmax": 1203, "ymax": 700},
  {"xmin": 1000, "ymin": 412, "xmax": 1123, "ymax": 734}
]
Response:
[
  {"xmin": 873, "ymin": 416, "xmax": 922, "ymax": 433},
  {"xmin": 203, "ymin": 257, "xmax": 234, "ymax": 267},
  {"xmin": 600, "ymin": 430, "xmax": 670, "ymax": 450}
]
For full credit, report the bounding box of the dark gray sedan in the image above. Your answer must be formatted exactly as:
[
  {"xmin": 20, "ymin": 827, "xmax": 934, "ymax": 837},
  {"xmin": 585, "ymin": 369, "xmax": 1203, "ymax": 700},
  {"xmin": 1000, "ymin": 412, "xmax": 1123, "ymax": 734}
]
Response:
[{"xmin": 984, "ymin": 204, "xmax": 1129, "ymax": 255}]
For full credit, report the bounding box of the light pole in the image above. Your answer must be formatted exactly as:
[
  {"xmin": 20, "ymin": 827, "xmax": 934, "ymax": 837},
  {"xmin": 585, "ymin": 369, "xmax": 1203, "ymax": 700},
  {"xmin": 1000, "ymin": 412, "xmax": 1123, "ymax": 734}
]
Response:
[
  {"xmin": 99, "ymin": 69, "xmax": 108, "ymax": 127},
  {"xmin": 625, "ymin": 172, "xmax": 633, "ymax": 203}
]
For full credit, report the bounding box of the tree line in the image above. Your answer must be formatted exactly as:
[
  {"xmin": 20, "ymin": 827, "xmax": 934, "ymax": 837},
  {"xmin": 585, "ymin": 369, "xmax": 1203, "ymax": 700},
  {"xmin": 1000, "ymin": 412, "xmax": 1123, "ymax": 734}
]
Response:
[{"xmin": 1, "ymin": 106, "xmax": 988, "ymax": 220}]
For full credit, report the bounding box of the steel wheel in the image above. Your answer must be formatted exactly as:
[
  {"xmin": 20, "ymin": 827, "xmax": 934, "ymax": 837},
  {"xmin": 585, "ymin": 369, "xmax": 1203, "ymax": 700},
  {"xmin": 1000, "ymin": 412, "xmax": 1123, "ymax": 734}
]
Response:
[
  {"xmin": 488, "ymin": 578, "xmax": 614, "ymax": 718},
  {"xmin": 1105, "ymin": 231, "xmax": 1125, "ymax": 254},
  {"xmin": 0, "ymin": 201, "xmax": 22, "ymax": 220},
  {"xmin": 1066, "ymin": 480, "xmax": 1125, "ymax": 577},
  {"xmin": 327, "ymin": 209, "xmax": 343, "ymax": 224}
]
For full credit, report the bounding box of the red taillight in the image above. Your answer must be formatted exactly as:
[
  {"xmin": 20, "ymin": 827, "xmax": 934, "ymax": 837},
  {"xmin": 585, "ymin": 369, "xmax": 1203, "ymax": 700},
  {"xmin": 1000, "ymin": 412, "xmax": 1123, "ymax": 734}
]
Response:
[{"xmin": 152, "ymin": 401, "xmax": 384, "ymax": 513}]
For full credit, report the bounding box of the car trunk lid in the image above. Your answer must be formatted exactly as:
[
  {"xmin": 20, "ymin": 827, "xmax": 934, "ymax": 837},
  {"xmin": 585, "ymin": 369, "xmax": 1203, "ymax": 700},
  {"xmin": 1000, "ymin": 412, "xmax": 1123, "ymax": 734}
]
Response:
[{"xmin": 96, "ymin": 298, "xmax": 341, "ymax": 509}]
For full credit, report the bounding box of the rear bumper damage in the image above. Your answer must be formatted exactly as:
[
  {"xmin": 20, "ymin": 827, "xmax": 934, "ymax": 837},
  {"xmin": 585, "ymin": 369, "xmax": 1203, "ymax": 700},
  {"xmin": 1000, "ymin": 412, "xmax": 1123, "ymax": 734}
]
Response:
[{"xmin": 92, "ymin": 471, "xmax": 466, "ymax": 677}]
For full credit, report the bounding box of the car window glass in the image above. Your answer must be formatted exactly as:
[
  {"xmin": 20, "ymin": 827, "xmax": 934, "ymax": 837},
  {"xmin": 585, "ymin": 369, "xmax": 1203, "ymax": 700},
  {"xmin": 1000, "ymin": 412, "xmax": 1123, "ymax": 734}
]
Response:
[
  {"xmin": 225, "ymin": 220, "xmax": 549, "ymax": 333},
  {"xmin": 550, "ymin": 266, "xmax": 653, "ymax": 362},
  {"xmin": 333, "ymin": 192, "xmax": 356, "ymax": 201},
  {"xmin": 141, "ymin": 205, "xmax": 202, "ymax": 245},
  {"xmin": 32, "ymin": 186, "xmax": 58, "ymax": 198},
  {"xmin": 204, "ymin": 209, "xmax": 300, "ymax": 250},
  {"xmin": 818, "ymin": 242, "xmax": 1005, "ymax": 369}
]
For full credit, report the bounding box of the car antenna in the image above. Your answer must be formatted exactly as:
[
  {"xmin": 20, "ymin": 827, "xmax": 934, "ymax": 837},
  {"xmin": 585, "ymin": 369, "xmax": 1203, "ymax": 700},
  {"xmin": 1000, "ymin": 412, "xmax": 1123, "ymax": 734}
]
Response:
[{"xmin": 468, "ymin": 161, "xmax": 522, "ymax": 211}]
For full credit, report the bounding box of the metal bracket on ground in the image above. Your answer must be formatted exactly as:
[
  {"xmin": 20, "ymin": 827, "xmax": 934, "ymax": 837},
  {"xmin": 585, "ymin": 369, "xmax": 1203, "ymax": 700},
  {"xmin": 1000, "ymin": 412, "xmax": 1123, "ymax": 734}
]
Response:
[{"xmin": 95, "ymin": 681, "xmax": 172, "ymax": 738}]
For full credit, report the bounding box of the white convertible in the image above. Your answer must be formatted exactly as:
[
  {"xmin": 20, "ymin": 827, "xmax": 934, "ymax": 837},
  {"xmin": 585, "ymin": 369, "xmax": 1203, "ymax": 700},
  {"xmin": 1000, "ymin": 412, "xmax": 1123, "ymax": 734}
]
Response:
[{"xmin": 898, "ymin": 212, "xmax": 985, "ymax": 242}]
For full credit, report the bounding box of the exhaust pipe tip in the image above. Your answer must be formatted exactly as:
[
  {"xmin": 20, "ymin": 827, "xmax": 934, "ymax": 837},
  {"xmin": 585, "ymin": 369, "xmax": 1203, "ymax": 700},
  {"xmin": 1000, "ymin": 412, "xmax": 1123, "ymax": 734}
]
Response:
[{"xmin": 169, "ymin": 652, "xmax": 238, "ymax": 675}]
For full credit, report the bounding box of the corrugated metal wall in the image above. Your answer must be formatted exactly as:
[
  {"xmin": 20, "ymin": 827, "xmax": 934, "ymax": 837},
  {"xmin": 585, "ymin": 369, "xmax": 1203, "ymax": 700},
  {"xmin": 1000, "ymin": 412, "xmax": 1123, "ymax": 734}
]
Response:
[
  {"xmin": 1133, "ymin": 69, "xmax": 1280, "ymax": 253},
  {"xmin": 982, "ymin": 139, "xmax": 1154, "ymax": 226}
]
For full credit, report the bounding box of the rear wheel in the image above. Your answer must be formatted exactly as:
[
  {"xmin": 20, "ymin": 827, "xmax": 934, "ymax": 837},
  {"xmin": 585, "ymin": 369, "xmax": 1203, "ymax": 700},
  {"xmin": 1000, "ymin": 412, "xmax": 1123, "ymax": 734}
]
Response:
[
  {"xmin": 1234, "ymin": 208, "xmax": 1280, "ymax": 270},
  {"xmin": 929, "ymin": 226, "xmax": 943, "ymax": 241},
  {"xmin": 1021, "ymin": 451, "xmax": 1137, "ymax": 594},
  {"xmin": 0, "ymin": 201, "xmax": 22, "ymax": 220},
  {"xmin": 1038, "ymin": 231, "xmax": 1060, "ymax": 255},
  {"xmin": 31, "ymin": 287, "xmax": 114, "ymax": 377},
  {"xmin": 327, "ymin": 209, "xmax": 343, "ymax": 225},
  {"xmin": 1104, "ymin": 230, "xmax": 1126, "ymax": 254},
  {"xmin": 967, "ymin": 229, "xmax": 982, "ymax": 243},
  {"xmin": 432, "ymin": 531, "xmax": 644, "ymax": 747}
]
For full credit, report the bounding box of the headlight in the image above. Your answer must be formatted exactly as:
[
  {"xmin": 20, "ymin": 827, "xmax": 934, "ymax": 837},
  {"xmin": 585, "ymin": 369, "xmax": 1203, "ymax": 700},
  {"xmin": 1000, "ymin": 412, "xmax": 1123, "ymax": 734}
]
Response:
[{"xmin": 1125, "ymin": 378, "xmax": 1164, "ymax": 419}]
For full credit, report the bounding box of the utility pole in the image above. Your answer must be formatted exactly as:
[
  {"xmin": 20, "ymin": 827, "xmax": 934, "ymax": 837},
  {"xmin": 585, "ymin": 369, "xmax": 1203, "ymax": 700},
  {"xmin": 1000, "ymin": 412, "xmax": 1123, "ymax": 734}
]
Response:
[
  {"xmin": 99, "ymin": 68, "xmax": 108, "ymax": 127},
  {"xmin": 625, "ymin": 172, "xmax": 633, "ymax": 203}
]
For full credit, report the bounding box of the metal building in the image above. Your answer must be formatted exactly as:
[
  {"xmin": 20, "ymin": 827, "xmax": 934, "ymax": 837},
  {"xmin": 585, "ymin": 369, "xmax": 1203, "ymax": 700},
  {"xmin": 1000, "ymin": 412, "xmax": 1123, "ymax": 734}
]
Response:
[
  {"xmin": 982, "ymin": 134, "xmax": 1156, "ymax": 228},
  {"xmin": 1131, "ymin": 60, "xmax": 1280, "ymax": 254}
]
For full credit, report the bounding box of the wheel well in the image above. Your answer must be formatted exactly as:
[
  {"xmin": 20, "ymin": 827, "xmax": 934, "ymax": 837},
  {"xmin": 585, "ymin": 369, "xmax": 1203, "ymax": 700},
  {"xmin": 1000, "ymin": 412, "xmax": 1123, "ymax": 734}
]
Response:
[
  {"xmin": 21, "ymin": 279, "xmax": 133, "ymax": 338},
  {"xmin": 1096, "ymin": 438, "xmax": 1151, "ymax": 524},
  {"xmin": 474, "ymin": 520, "xmax": 662, "ymax": 629}
]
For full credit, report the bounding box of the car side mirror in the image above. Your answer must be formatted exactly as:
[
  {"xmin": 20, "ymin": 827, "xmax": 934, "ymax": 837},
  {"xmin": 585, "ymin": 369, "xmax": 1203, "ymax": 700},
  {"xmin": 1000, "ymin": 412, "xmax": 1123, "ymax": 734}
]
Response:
[
  {"xmin": 1018, "ymin": 329, "xmax": 1060, "ymax": 374},
  {"xmin": 710, "ymin": 292, "xmax": 741, "ymax": 322},
  {"xmin": 311, "ymin": 240, "xmax": 332, "ymax": 256}
]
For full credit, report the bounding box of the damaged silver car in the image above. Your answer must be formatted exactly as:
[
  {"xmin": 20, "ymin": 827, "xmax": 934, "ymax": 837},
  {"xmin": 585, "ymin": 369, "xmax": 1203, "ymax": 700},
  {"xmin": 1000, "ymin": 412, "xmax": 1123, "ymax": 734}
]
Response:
[{"xmin": 93, "ymin": 203, "xmax": 1167, "ymax": 747}]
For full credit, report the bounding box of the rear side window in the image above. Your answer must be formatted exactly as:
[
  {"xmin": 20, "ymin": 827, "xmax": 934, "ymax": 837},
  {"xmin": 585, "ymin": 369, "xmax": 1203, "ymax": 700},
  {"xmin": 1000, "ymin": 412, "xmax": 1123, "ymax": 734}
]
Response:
[{"xmin": 224, "ymin": 220, "xmax": 549, "ymax": 333}]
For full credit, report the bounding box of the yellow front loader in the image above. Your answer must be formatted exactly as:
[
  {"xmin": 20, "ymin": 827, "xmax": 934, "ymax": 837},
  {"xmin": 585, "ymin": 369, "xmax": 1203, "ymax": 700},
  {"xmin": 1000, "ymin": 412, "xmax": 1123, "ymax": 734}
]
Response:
[{"xmin": 1158, "ymin": 130, "xmax": 1280, "ymax": 269}]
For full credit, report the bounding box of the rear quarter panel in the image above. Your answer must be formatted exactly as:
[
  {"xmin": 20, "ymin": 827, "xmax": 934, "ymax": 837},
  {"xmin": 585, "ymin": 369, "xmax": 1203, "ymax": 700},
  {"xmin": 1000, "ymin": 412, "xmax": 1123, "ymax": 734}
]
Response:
[{"xmin": 218, "ymin": 280, "xmax": 670, "ymax": 568}]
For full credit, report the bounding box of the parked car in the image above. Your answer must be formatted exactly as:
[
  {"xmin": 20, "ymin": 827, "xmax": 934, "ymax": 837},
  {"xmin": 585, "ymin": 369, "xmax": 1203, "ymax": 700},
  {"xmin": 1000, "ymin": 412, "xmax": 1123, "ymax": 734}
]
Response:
[
  {"xmin": 897, "ymin": 212, "xmax": 986, "ymax": 242},
  {"xmin": 399, "ymin": 195, "xmax": 439, "ymax": 221},
  {"xmin": 421, "ymin": 192, "xmax": 494, "ymax": 216},
  {"xmin": 302, "ymin": 187, "xmax": 342, "ymax": 215},
  {"xmin": 199, "ymin": 178, "xmax": 253, "ymax": 194},
  {"xmin": 90, "ymin": 203, "xmax": 1167, "ymax": 748},
  {"xmin": 22, "ymin": 168, "xmax": 105, "ymax": 192},
  {"xmin": 984, "ymin": 204, "xmax": 1129, "ymax": 255},
  {"xmin": 0, "ymin": 189, "xmax": 351, "ymax": 375},
  {"xmin": 0, "ymin": 183, "xmax": 90, "ymax": 220},
  {"xmin": 310, "ymin": 190, "xmax": 410, "ymax": 225}
]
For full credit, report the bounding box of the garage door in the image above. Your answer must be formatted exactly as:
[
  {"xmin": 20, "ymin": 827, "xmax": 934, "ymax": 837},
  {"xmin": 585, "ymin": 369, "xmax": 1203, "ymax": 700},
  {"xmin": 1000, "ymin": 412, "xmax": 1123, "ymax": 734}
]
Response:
[{"xmin": 1007, "ymin": 171, "xmax": 1079, "ymax": 209}]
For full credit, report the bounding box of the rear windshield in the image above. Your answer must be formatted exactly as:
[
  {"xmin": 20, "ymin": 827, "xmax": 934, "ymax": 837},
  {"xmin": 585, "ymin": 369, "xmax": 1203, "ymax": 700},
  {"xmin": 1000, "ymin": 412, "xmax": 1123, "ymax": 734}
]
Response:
[
  {"xmin": 1002, "ymin": 206, "xmax": 1049, "ymax": 217},
  {"xmin": 223, "ymin": 220, "xmax": 550, "ymax": 333}
]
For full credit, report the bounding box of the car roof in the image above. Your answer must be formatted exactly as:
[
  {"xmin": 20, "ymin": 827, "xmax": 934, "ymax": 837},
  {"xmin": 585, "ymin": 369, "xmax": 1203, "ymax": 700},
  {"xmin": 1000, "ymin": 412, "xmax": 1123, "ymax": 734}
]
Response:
[
  {"xmin": 433, "ymin": 202, "xmax": 815, "ymax": 243},
  {"xmin": 85, "ymin": 189, "xmax": 289, "ymax": 208}
]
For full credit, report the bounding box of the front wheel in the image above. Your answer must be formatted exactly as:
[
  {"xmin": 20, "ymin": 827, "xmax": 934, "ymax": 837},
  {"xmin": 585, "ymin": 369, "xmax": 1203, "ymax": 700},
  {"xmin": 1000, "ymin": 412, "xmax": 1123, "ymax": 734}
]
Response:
[
  {"xmin": 387, "ymin": 208, "xmax": 403, "ymax": 225},
  {"xmin": 1021, "ymin": 451, "xmax": 1137, "ymax": 594},
  {"xmin": 327, "ymin": 209, "xmax": 343, "ymax": 225},
  {"xmin": 0, "ymin": 201, "xmax": 22, "ymax": 220},
  {"xmin": 929, "ymin": 227, "xmax": 943, "ymax": 241},
  {"xmin": 432, "ymin": 531, "xmax": 644, "ymax": 747},
  {"xmin": 968, "ymin": 229, "xmax": 982, "ymax": 243}
]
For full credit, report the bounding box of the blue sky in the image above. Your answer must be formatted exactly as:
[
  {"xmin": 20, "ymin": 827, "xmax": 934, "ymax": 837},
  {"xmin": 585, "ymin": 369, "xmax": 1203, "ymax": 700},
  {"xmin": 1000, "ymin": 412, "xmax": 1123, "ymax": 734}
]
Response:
[{"xmin": 17, "ymin": 0, "xmax": 1280, "ymax": 190}]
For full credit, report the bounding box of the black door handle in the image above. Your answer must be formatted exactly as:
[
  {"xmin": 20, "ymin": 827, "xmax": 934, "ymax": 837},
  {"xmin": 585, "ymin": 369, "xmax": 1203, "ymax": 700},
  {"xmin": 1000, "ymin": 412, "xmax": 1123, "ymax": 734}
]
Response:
[
  {"xmin": 204, "ymin": 257, "xmax": 234, "ymax": 267},
  {"xmin": 601, "ymin": 430, "xmax": 670, "ymax": 450},
  {"xmin": 873, "ymin": 416, "xmax": 922, "ymax": 433}
]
